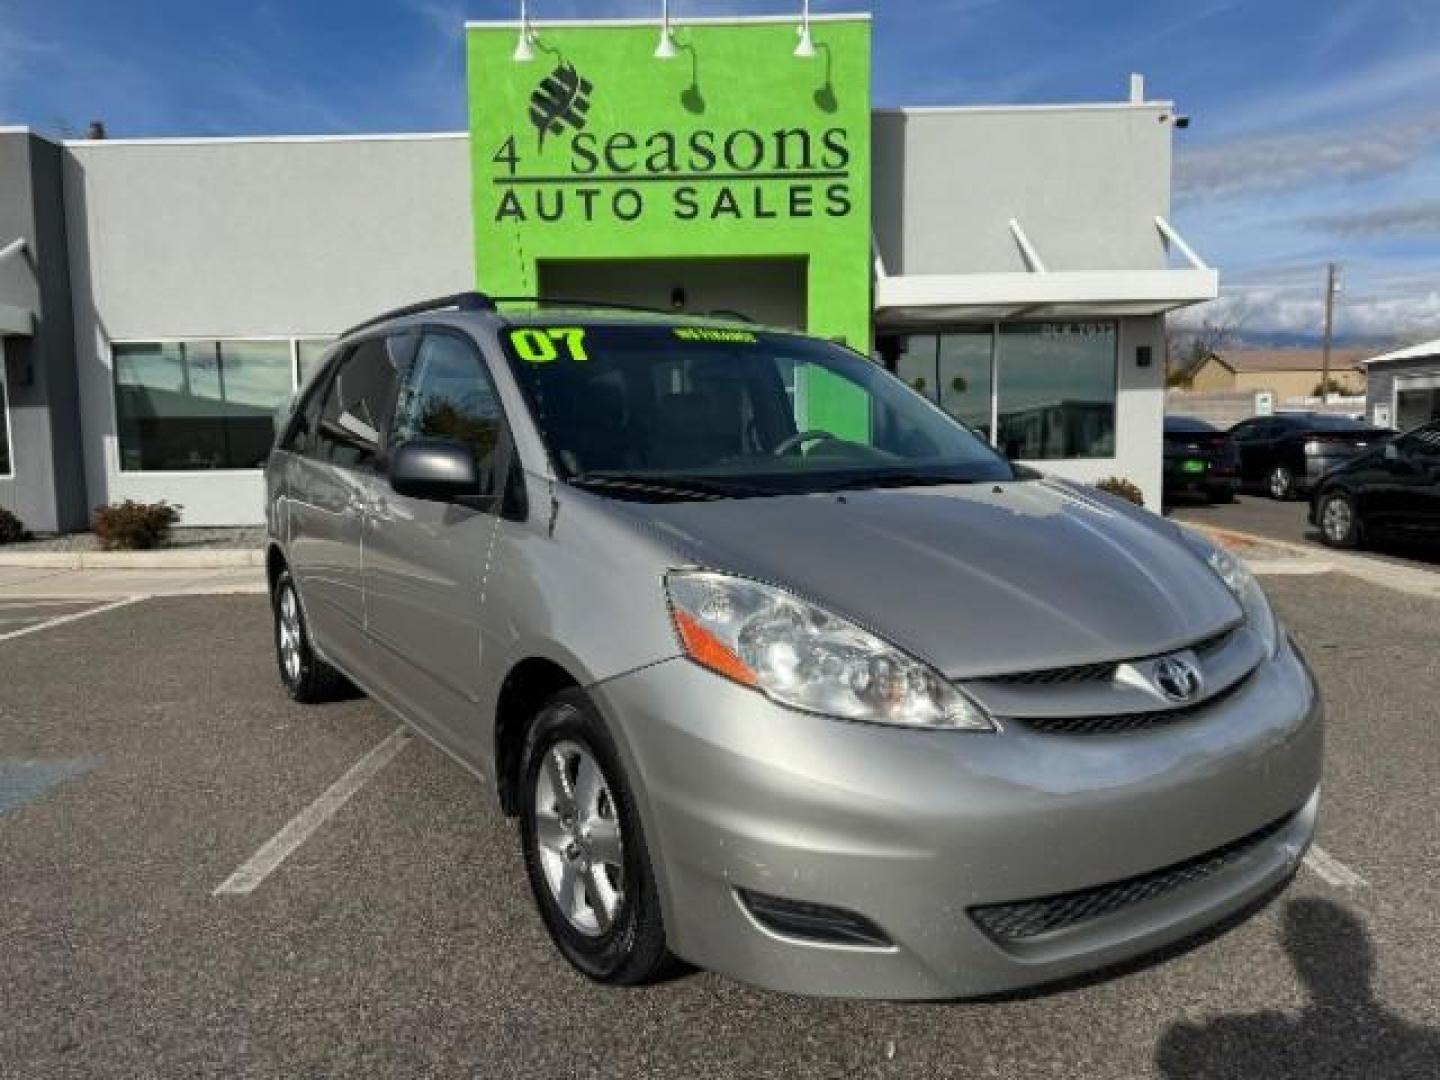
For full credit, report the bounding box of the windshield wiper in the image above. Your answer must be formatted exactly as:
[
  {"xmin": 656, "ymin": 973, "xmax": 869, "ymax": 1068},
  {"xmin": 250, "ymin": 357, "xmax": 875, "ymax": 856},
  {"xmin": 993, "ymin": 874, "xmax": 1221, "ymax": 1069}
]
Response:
[
  {"xmin": 825, "ymin": 471, "xmax": 980, "ymax": 492},
  {"xmin": 568, "ymin": 472, "xmax": 773, "ymax": 501}
]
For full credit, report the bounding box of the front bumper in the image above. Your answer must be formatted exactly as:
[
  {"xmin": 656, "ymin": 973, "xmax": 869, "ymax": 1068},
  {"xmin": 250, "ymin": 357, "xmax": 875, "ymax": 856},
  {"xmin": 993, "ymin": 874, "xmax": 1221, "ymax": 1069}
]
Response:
[{"xmin": 591, "ymin": 638, "xmax": 1321, "ymax": 999}]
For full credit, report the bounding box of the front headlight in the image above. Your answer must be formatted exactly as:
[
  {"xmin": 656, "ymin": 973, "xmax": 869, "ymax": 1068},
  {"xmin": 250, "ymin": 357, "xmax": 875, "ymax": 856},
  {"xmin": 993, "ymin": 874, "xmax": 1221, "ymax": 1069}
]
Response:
[
  {"xmin": 1179, "ymin": 529, "xmax": 1280, "ymax": 657},
  {"xmin": 664, "ymin": 570, "xmax": 994, "ymax": 731}
]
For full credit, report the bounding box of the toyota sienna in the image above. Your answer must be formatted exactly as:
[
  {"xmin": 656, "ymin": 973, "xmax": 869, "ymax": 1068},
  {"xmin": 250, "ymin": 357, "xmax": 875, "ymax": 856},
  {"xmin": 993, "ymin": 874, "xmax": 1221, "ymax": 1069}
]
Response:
[{"xmin": 263, "ymin": 292, "xmax": 1321, "ymax": 999}]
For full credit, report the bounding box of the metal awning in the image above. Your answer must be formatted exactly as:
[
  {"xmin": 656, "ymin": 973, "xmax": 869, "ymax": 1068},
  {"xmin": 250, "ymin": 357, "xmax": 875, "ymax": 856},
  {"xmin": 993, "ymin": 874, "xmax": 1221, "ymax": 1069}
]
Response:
[
  {"xmin": 874, "ymin": 216, "xmax": 1219, "ymax": 326},
  {"xmin": 0, "ymin": 237, "xmax": 34, "ymax": 336}
]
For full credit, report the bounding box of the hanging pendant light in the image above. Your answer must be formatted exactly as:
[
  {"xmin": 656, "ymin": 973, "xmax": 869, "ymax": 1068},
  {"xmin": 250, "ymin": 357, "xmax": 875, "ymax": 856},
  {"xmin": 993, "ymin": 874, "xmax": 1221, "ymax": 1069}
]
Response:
[
  {"xmin": 513, "ymin": 0, "xmax": 536, "ymax": 62},
  {"xmin": 794, "ymin": 0, "xmax": 816, "ymax": 58},
  {"xmin": 655, "ymin": 0, "xmax": 679, "ymax": 59}
]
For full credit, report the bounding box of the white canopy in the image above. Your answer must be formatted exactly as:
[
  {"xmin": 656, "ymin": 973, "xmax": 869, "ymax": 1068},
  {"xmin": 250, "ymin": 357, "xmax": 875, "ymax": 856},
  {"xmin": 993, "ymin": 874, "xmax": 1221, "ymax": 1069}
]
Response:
[{"xmin": 874, "ymin": 216, "xmax": 1218, "ymax": 325}]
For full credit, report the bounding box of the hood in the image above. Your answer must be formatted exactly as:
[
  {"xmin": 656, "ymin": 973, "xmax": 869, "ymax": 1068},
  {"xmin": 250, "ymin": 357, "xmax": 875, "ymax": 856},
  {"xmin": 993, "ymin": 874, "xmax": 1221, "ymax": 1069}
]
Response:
[{"xmin": 607, "ymin": 479, "xmax": 1243, "ymax": 680}]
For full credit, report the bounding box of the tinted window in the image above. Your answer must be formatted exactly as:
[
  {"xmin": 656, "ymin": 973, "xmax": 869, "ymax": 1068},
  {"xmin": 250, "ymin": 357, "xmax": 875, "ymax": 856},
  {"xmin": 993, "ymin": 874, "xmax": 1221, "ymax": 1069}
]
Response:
[
  {"xmin": 280, "ymin": 368, "xmax": 331, "ymax": 456},
  {"xmin": 114, "ymin": 340, "xmax": 293, "ymax": 471},
  {"xmin": 1165, "ymin": 416, "xmax": 1218, "ymax": 434},
  {"xmin": 316, "ymin": 338, "xmax": 399, "ymax": 469},
  {"xmin": 1400, "ymin": 423, "xmax": 1440, "ymax": 461},
  {"xmin": 392, "ymin": 333, "xmax": 506, "ymax": 495},
  {"xmin": 995, "ymin": 323, "xmax": 1116, "ymax": 459},
  {"xmin": 1296, "ymin": 413, "xmax": 1372, "ymax": 431}
]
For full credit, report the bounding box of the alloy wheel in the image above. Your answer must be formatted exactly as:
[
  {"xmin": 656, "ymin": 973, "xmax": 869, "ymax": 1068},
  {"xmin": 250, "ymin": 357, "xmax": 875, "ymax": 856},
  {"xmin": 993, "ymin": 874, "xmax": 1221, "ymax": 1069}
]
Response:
[
  {"xmin": 277, "ymin": 584, "xmax": 304, "ymax": 685},
  {"xmin": 1269, "ymin": 467, "xmax": 1293, "ymax": 500},
  {"xmin": 1322, "ymin": 495, "xmax": 1353, "ymax": 545},
  {"xmin": 533, "ymin": 740, "xmax": 625, "ymax": 937}
]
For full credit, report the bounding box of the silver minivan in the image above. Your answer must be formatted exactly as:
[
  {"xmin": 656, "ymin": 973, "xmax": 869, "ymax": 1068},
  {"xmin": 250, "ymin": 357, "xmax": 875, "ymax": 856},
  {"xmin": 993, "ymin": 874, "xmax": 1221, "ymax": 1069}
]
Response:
[{"xmin": 264, "ymin": 293, "xmax": 1321, "ymax": 999}]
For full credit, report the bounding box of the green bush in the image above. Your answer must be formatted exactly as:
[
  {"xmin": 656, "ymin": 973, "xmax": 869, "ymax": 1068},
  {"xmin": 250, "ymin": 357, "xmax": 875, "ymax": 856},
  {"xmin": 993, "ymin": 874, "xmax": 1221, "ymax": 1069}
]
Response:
[
  {"xmin": 1095, "ymin": 477, "xmax": 1145, "ymax": 507},
  {"xmin": 0, "ymin": 506, "xmax": 29, "ymax": 544},
  {"xmin": 92, "ymin": 500, "xmax": 181, "ymax": 550}
]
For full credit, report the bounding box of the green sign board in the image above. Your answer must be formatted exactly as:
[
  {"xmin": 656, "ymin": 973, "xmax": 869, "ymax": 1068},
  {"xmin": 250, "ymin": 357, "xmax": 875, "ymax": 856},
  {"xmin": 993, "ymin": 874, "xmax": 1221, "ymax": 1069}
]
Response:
[{"xmin": 466, "ymin": 17, "xmax": 873, "ymax": 349}]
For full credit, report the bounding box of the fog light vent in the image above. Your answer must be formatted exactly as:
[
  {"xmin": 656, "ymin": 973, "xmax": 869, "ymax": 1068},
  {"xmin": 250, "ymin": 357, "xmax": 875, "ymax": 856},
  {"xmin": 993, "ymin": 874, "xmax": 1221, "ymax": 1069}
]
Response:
[{"xmin": 736, "ymin": 888, "xmax": 891, "ymax": 948}]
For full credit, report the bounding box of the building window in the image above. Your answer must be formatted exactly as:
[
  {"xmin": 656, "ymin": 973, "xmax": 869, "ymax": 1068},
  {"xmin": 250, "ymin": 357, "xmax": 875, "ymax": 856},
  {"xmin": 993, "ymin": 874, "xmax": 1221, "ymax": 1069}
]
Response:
[
  {"xmin": 883, "ymin": 322, "xmax": 1117, "ymax": 460},
  {"xmin": 114, "ymin": 340, "xmax": 294, "ymax": 471},
  {"xmin": 296, "ymin": 339, "xmax": 333, "ymax": 388},
  {"xmin": 0, "ymin": 350, "xmax": 12, "ymax": 477},
  {"xmin": 995, "ymin": 323, "xmax": 1116, "ymax": 460}
]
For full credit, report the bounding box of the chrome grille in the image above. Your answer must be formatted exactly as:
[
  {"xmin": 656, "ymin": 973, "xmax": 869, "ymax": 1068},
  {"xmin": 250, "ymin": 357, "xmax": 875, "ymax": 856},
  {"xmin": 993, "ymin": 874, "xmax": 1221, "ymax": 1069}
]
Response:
[
  {"xmin": 985, "ymin": 625, "xmax": 1238, "ymax": 688},
  {"xmin": 1016, "ymin": 672, "xmax": 1251, "ymax": 736},
  {"xmin": 988, "ymin": 661, "xmax": 1116, "ymax": 687}
]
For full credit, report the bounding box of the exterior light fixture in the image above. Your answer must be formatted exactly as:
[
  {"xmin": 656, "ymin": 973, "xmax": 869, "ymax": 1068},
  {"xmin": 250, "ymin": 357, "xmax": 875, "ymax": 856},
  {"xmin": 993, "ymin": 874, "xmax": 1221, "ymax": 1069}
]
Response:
[
  {"xmin": 513, "ymin": 0, "xmax": 536, "ymax": 62},
  {"xmin": 794, "ymin": 0, "xmax": 816, "ymax": 58},
  {"xmin": 655, "ymin": 0, "xmax": 679, "ymax": 59}
]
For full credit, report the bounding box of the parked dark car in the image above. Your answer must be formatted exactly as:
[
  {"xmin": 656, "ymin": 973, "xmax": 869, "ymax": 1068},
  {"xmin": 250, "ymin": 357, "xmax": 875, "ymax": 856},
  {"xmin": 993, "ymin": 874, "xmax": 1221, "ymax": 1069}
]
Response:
[
  {"xmin": 1163, "ymin": 416, "xmax": 1240, "ymax": 503},
  {"xmin": 1309, "ymin": 421, "xmax": 1440, "ymax": 548},
  {"xmin": 1228, "ymin": 412, "xmax": 1393, "ymax": 501}
]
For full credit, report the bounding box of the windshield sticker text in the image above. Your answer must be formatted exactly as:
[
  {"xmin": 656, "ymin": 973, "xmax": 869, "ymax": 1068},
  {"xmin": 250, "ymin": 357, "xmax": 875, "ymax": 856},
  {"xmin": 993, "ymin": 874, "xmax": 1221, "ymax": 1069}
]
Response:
[
  {"xmin": 673, "ymin": 328, "xmax": 758, "ymax": 344},
  {"xmin": 510, "ymin": 327, "xmax": 590, "ymax": 363}
]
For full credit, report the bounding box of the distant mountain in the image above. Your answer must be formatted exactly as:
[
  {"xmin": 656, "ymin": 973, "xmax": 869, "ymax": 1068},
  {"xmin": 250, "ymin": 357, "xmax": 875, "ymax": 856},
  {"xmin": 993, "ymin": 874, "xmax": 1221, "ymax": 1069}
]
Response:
[{"xmin": 1228, "ymin": 330, "xmax": 1396, "ymax": 350}]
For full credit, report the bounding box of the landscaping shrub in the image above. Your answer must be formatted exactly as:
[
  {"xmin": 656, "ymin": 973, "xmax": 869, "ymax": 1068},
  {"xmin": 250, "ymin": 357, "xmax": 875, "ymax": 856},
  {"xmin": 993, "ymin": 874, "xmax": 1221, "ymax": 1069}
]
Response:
[
  {"xmin": 1095, "ymin": 477, "xmax": 1145, "ymax": 507},
  {"xmin": 92, "ymin": 500, "xmax": 181, "ymax": 550},
  {"xmin": 0, "ymin": 506, "xmax": 29, "ymax": 544}
]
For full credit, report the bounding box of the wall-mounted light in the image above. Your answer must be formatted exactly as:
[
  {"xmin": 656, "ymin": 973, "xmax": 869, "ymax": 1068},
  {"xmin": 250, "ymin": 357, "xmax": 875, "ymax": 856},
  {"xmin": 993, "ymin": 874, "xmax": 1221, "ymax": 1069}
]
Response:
[
  {"xmin": 655, "ymin": 0, "xmax": 679, "ymax": 58},
  {"xmin": 513, "ymin": 0, "xmax": 536, "ymax": 62},
  {"xmin": 794, "ymin": 0, "xmax": 816, "ymax": 58}
]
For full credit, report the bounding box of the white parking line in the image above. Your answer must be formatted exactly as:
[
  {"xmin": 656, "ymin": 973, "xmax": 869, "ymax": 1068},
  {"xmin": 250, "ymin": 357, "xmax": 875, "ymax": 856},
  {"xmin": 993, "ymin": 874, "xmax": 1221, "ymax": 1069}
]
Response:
[
  {"xmin": 213, "ymin": 725, "xmax": 412, "ymax": 896},
  {"xmin": 0, "ymin": 595, "xmax": 147, "ymax": 643},
  {"xmin": 1304, "ymin": 844, "xmax": 1368, "ymax": 889}
]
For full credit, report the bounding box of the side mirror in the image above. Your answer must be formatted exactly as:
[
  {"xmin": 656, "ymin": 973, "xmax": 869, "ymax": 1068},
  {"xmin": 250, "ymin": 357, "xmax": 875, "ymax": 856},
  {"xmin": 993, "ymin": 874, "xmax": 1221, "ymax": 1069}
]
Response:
[{"xmin": 390, "ymin": 438, "xmax": 484, "ymax": 503}]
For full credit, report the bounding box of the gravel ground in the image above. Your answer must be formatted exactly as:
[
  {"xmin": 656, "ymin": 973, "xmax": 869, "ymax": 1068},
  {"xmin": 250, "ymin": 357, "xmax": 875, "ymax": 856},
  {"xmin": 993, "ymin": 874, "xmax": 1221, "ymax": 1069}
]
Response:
[{"xmin": 2, "ymin": 526, "xmax": 266, "ymax": 552}]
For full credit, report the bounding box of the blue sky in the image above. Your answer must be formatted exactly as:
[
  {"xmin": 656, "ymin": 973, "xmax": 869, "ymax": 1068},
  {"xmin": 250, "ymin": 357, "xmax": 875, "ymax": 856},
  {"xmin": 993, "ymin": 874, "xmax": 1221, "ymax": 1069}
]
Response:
[{"xmin": 3, "ymin": 0, "xmax": 1438, "ymax": 342}]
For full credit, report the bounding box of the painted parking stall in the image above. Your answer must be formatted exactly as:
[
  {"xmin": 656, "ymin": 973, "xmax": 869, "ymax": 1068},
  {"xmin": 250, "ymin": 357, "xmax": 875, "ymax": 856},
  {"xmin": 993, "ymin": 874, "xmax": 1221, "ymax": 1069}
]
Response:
[{"xmin": 0, "ymin": 580, "xmax": 1435, "ymax": 1076}]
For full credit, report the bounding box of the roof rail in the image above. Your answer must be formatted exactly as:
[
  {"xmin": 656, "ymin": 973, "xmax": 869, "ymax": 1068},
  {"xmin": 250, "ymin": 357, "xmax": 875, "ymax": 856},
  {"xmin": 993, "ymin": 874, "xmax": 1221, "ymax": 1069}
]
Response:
[
  {"xmin": 488, "ymin": 296, "xmax": 672, "ymax": 316},
  {"xmin": 339, "ymin": 290, "xmax": 495, "ymax": 338}
]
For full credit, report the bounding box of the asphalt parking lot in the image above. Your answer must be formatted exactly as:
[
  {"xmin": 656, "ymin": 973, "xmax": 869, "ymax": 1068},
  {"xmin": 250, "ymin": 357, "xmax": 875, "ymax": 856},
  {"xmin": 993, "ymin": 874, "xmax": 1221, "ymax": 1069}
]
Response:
[
  {"xmin": 2, "ymin": 576, "xmax": 1438, "ymax": 1078},
  {"xmin": 1170, "ymin": 492, "xmax": 1440, "ymax": 573}
]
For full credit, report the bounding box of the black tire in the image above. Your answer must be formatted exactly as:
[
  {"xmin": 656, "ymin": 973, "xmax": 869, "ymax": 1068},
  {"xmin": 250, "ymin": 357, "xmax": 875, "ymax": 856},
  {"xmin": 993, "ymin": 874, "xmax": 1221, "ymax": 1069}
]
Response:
[
  {"xmin": 1207, "ymin": 486, "xmax": 1236, "ymax": 504},
  {"xmin": 518, "ymin": 689, "xmax": 673, "ymax": 985},
  {"xmin": 272, "ymin": 568, "xmax": 351, "ymax": 703},
  {"xmin": 1317, "ymin": 489, "xmax": 1362, "ymax": 549},
  {"xmin": 1267, "ymin": 465, "xmax": 1297, "ymax": 501}
]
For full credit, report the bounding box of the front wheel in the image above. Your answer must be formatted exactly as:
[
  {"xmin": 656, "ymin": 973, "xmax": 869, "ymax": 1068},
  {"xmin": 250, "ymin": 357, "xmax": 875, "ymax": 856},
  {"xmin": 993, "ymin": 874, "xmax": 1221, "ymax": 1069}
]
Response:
[
  {"xmin": 1267, "ymin": 465, "xmax": 1297, "ymax": 501},
  {"xmin": 519, "ymin": 690, "xmax": 673, "ymax": 985},
  {"xmin": 1318, "ymin": 490, "xmax": 1362, "ymax": 549}
]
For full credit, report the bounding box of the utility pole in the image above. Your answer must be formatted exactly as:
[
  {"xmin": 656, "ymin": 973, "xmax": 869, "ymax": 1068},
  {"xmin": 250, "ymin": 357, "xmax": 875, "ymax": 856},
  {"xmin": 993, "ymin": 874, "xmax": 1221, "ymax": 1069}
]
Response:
[{"xmin": 1321, "ymin": 262, "xmax": 1340, "ymax": 404}]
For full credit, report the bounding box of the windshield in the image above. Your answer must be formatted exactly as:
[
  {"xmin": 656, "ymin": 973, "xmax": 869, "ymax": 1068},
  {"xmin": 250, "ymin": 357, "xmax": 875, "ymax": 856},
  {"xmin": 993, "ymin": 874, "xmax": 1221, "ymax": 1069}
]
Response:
[
  {"xmin": 1165, "ymin": 417, "xmax": 1218, "ymax": 434},
  {"xmin": 502, "ymin": 323, "xmax": 1016, "ymax": 497},
  {"xmin": 1298, "ymin": 414, "xmax": 1375, "ymax": 431}
]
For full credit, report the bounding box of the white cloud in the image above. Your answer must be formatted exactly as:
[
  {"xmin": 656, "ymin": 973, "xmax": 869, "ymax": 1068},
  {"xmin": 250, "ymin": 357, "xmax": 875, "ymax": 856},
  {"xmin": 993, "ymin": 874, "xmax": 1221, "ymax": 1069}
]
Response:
[
  {"xmin": 1300, "ymin": 199, "xmax": 1440, "ymax": 238},
  {"xmin": 1175, "ymin": 278, "xmax": 1440, "ymax": 340},
  {"xmin": 1175, "ymin": 110, "xmax": 1440, "ymax": 201}
]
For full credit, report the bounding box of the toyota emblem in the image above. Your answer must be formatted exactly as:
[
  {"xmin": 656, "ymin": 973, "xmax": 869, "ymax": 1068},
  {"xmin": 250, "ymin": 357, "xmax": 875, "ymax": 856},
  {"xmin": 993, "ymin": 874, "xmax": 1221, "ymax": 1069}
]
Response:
[{"xmin": 1153, "ymin": 655, "xmax": 1204, "ymax": 703}]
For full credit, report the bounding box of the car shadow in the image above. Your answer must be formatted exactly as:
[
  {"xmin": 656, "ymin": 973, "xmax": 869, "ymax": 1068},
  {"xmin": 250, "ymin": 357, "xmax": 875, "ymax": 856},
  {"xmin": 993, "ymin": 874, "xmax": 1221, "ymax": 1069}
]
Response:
[{"xmin": 1155, "ymin": 896, "xmax": 1440, "ymax": 1078}]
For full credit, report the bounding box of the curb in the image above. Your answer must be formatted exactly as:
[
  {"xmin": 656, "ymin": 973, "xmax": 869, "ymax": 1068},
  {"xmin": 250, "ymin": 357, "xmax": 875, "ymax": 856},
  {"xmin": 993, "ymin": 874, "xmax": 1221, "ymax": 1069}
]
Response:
[{"xmin": 0, "ymin": 548, "xmax": 265, "ymax": 570}]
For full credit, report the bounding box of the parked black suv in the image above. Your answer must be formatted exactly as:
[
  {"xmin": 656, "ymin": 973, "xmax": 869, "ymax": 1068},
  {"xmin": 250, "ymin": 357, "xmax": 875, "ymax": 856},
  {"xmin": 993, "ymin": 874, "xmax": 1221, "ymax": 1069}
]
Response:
[
  {"xmin": 1228, "ymin": 412, "xmax": 1393, "ymax": 500},
  {"xmin": 1309, "ymin": 421, "xmax": 1440, "ymax": 548}
]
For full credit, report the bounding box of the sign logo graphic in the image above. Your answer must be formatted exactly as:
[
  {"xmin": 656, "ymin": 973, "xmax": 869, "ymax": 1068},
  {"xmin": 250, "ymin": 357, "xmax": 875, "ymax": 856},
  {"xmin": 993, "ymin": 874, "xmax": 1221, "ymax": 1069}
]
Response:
[
  {"xmin": 1152, "ymin": 655, "xmax": 1204, "ymax": 704},
  {"xmin": 528, "ymin": 61, "xmax": 594, "ymax": 150}
]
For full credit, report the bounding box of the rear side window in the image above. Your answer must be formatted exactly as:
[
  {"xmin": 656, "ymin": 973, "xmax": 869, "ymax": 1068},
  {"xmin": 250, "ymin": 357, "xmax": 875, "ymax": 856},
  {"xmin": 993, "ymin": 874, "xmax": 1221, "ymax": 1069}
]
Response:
[
  {"xmin": 1401, "ymin": 423, "xmax": 1440, "ymax": 461},
  {"xmin": 316, "ymin": 338, "xmax": 401, "ymax": 469},
  {"xmin": 392, "ymin": 333, "xmax": 506, "ymax": 496}
]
